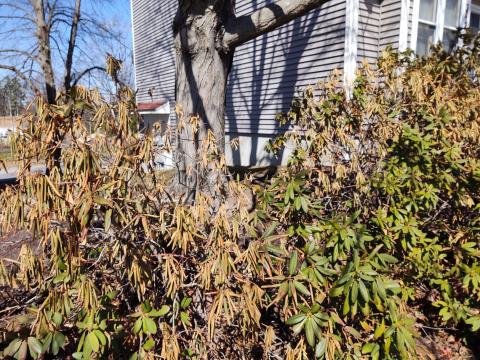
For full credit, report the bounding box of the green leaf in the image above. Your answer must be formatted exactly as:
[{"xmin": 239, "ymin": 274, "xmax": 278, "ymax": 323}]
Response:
[
  {"xmin": 396, "ymin": 328, "xmax": 407, "ymax": 355},
  {"xmin": 301, "ymin": 197, "xmax": 309, "ymax": 212},
  {"xmin": 93, "ymin": 330, "xmax": 107, "ymax": 346},
  {"xmin": 466, "ymin": 317, "xmax": 480, "ymax": 332},
  {"xmin": 149, "ymin": 305, "xmax": 170, "ymax": 317},
  {"xmin": 180, "ymin": 297, "xmax": 192, "ymax": 309},
  {"xmin": 376, "ymin": 279, "xmax": 387, "ymax": 300},
  {"xmin": 362, "ymin": 343, "xmax": 376, "ymax": 354},
  {"xmin": 351, "ymin": 281, "xmax": 358, "ymax": 303},
  {"xmin": 329, "ymin": 286, "xmax": 343, "ymax": 297},
  {"xmin": 42, "ymin": 333, "xmax": 52, "ymax": 354},
  {"xmin": 286, "ymin": 313, "xmax": 306, "ymax": 325},
  {"xmin": 27, "ymin": 337, "xmax": 43, "ymax": 356},
  {"xmin": 310, "ymin": 303, "xmax": 321, "ymax": 314},
  {"xmin": 378, "ymin": 253, "xmax": 398, "ymax": 264},
  {"xmin": 180, "ymin": 311, "xmax": 191, "ymax": 326},
  {"xmin": 143, "ymin": 337, "xmax": 155, "ymax": 351},
  {"xmin": 304, "ymin": 318, "xmax": 315, "ymax": 347},
  {"xmin": 289, "ymin": 251, "xmax": 298, "ymax": 276},
  {"xmin": 53, "ymin": 312, "xmax": 63, "ymax": 327},
  {"xmin": 342, "ymin": 297, "xmax": 350, "ymax": 315},
  {"xmin": 133, "ymin": 318, "xmax": 142, "ymax": 334},
  {"xmin": 53, "ymin": 272, "xmax": 67, "ymax": 284},
  {"xmin": 4, "ymin": 338, "xmax": 22, "ymax": 356},
  {"xmin": 264, "ymin": 244, "xmax": 285, "ymax": 256},
  {"xmin": 315, "ymin": 337, "xmax": 326, "ymax": 358},
  {"xmin": 358, "ymin": 279, "xmax": 369, "ymax": 302},
  {"xmin": 294, "ymin": 280, "xmax": 310, "ymax": 296},
  {"xmin": 141, "ymin": 300, "xmax": 152, "ymax": 313},
  {"xmin": 345, "ymin": 326, "xmax": 361, "ymax": 339},
  {"xmin": 374, "ymin": 320, "xmax": 386, "ymax": 339},
  {"xmin": 295, "ymin": 196, "xmax": 302, "ymax": 211},
  {"xmin": 86, "ymin": 331, "xmax": 100, "ymax": 353},
  {"xmin": 371, "ymin": 343, "xmax": 380, "ymax": 360},
  {"xmin": 143, "ymin": 317, "xmax": 157, "ymax": 335},
  {"xmin": 52, "ymin": 331, "xmax": 65, "ymax": 355}
]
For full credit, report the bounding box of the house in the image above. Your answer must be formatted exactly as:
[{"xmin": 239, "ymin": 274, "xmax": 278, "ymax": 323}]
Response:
[
  {"xmin": 131, "ymin": 0, "xmax": 480, "ymax": 167},
  {"xmin": 0, "ymin": 116, "xmax": 18, "ymax": 139}
]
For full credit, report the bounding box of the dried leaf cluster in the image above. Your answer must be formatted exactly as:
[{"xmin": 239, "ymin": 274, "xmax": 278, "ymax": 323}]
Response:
[{"xmin": 0, "ymin": 36, "xmax": 479, "ymax": 359}]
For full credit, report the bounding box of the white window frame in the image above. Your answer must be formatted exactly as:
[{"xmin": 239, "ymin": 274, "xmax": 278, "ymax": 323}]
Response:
[
  {"xmin": 470, "ymin": 4, "xmax": 480, "ymax": 30},
  {"xmin": 411, "ymin": 0, "xmax": 471, "ymax": 51}
]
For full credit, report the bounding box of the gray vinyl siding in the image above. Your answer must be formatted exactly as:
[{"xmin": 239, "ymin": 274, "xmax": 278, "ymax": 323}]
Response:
[
  {"xmin": 132, "ymin": 0, "xmax": 406, "ymax": 137},
  {"xmin": 131, "ymin": 1, "xmax": 176, "ymax": 114},
  {"xmin": 379, "ymin": 0, "xmax": 402, "ymax": 50},
  {"xmin": 226, "ymin": 0, "xmax": 346, "ymax": 135},
  {"xmin": 358, "ymin": 0, "xmax": 381, "ymax": 66}
]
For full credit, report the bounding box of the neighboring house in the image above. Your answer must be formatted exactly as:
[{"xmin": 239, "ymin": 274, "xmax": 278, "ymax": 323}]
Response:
[
  {"xmin": 0, "ymin": 116, "xmax": 18, "ymax": 139},
  {"xmin": 131, "ymin": 0, "xmax": 480, "ymax": 167}
]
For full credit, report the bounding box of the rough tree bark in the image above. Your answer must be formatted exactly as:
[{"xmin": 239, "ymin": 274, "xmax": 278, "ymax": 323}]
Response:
[
  {"xmin": 173, "ymin": 0, "xmax": 325, "ymax": 202},
  {"xmin": 33, "ymin": 0, "xmax": 57, "ymax": 104},
  {"xmin": 64, "ymin": 0, "xmax": 82, "ymax": 94},
  {"xmin": 174, "ymin": 1, "xmax": 235, "ymax": 203}
]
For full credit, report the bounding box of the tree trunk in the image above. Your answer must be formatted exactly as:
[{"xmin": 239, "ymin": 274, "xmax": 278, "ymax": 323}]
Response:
[
  {"xmin": 172, "ymin": 0, "xmax": 326, "ymax": 202},
  {"xmin": 33, "ymin": 0, "xmax": 57, "ymax": 104},
  {"xmin": 64, "ymin": 0, "xmax": 82, "ymax": 93},
  {"xmin": 174, "ymin": 1, "xmax": 234, "ymax": 203}
]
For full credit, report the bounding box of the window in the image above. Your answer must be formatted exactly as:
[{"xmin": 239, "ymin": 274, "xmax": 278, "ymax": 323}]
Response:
[
  {"xmin": 415, "ymin": 0, "xmax": 463, "ymax": 55},
  {"xmin": 470, "ymin": 5, "xmax": 480, "ymax": 34}
]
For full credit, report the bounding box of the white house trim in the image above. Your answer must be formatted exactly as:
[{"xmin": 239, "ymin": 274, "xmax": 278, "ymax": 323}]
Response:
[
  {"xmin": 399, "ymin": 0, "xmax": 412, "ymax": 51},
  {"xmin": 130, "ymin": 0, "xmax": 138, "ymax": 89},
  {"xmin": 138, "ymin": 102, "xmax": 170, "ymax": 115},
  {"xmin": 410, "ymin": 0, "xmax": 420, "ymax": 49},
  {"xmin": 434, "ymin": 0, "xmax": 447, "ymax": 42},
  {"xmin": 460, "ymin": 0, "xmax": 471, "ymax": 27},
  {"xmin": 343, "ymin": 0, "xmax": 359, "ymax": 94}
]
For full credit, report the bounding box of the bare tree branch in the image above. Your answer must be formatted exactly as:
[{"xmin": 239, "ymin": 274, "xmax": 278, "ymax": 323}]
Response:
[
  {"xmin": 0, "ymin": 64, "xmax": 41, "ymax": 95},
  {"xmin": 0, "ymin": 49, "xmax": 38, "ymax": 61},
  {"xmin": 222, "ymin": 0, "xmax": 325, "ymax": 49},
  {"xmin": 72, "ymin": 66, "xmax": 106, "ymax": 87},
  {"xmin": 64, "ymin": 0, "xmax": 81, "ymax": 92}
]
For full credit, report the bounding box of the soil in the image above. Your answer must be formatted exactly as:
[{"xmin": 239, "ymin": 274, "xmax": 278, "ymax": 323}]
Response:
[
  {"xmin": 0, "ymin": 230, "xmax": 39, "ymax": 260},
  {"xmin": 417, "ymin": 328, "xmax": 477, "ymax": 359}
]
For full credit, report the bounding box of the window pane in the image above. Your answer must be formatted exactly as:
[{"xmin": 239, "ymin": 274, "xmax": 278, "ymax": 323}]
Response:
[
  {"xmin": 417, "ymin": 23, "xmax": 436, "ymax": 55},
  {"xmin": 444, "ymin": 0, "xmax": 460, "ymax": 28},
  {"xmin": 470, "ymin": 13, "xmax": 480, "ymax": 34},
  {"xmin": 419, "ymin": 0, "xmax": 437, "ymax": 22},
  {"xmin": 443, "ymin": 29, "xmax": 458, "ymax": 51}
]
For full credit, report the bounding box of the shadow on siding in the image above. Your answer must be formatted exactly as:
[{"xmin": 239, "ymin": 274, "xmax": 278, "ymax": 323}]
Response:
[{"xmin": 226, "ymin": 2, "xmax": 338, "ymax": 166}]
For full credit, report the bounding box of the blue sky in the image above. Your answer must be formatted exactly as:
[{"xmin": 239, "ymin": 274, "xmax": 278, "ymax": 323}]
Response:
[
  {"xmin": 97, "ymin": 0, "xmax": 133, "ymax": 47},
  {"xmin": 0, "ymin": 0, "xmax": 134, "ymax": 91}
]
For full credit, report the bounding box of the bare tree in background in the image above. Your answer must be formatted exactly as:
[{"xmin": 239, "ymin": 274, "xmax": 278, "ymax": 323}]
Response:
[
  {"xmin": 0, "ymin": 76, "xmax": 25, "ymax": 116},
  {"xmin": 0, "ymin": 0, "xmax": 129, "ymax": 104}
]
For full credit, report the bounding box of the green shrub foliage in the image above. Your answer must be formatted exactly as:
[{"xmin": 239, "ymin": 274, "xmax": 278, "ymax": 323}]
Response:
[{"xmin": 1, "ymin": 39, "xmax": 480, "ymax": 359}]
